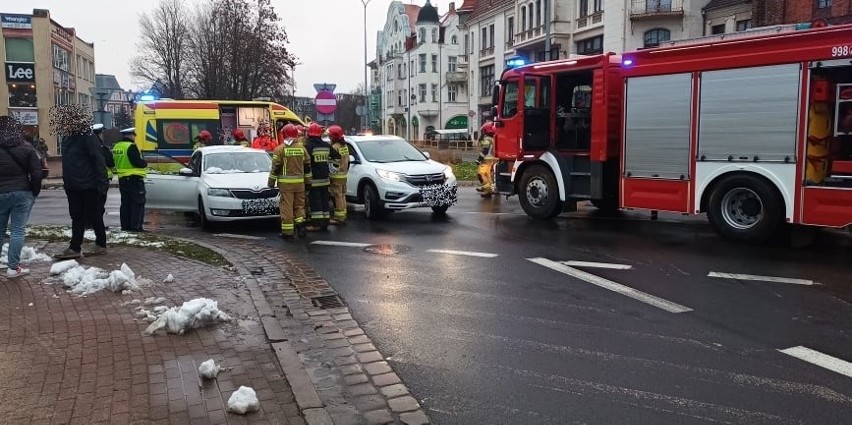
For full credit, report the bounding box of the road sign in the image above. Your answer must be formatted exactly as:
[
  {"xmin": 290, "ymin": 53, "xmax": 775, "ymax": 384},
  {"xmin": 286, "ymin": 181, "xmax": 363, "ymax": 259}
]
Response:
[
  {"xmin": 313, "ymin": 83, "xmax": 337, "ymax": 93},
  {"xmin": 315, "ymin": 90, "xmax": 337, "ymax": 115}
]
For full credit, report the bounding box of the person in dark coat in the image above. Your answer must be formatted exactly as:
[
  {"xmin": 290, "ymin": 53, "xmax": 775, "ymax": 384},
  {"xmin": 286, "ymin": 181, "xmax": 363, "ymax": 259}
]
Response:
[
  {"xmin": 50, "ymin": 105, "xmax": 109, "ymax": 259},
  {"xmin": 0, "ymin": 116, "xmax": 42, "ymax": 277}
]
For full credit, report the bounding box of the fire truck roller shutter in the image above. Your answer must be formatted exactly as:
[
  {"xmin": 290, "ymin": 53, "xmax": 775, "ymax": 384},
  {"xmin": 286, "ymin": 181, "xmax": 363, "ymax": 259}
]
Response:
[{"xmin": 624, "ymin": 73, "xmax": 693, "ymax": 180}]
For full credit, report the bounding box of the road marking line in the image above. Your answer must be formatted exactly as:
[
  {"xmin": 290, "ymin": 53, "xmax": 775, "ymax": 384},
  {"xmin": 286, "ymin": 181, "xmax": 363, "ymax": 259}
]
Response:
[
  {"xmin": 214, "ymin": 233, "xmax": 265, "ymax": 240},
  {"xmin": 707, "ymin": 272, "xmax": 815, "ymax": 286},
  {"xmin": 310, "ymin": 240, "xmax": 371, "ymax": 248},
  {"xmin": 528, "ymin": 257, "xmax": 693, "ymax": 314},
  {"xmin": 426, "ymin": 249, "xmax": 499, "ymax": 258},
  {"xmin": 562, "ymin": 260, "xmax": 632, "ymax": 270},
  {"xmin": 779, "ymin": 346, "xmax": 852, "ymax": 378}
]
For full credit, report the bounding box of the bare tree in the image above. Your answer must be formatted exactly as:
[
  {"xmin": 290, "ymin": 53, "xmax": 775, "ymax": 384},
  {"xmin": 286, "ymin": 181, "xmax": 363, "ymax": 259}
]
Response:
[{"xmin": 131, "ymin": 0, "xmax": 190, "ymax": 98}]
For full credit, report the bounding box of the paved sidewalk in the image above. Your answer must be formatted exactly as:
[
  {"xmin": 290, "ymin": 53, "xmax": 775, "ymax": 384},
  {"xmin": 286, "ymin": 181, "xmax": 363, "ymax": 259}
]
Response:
[{"xmin": 0, "ymin": 242, "xmax": 303, "ymax": 425}]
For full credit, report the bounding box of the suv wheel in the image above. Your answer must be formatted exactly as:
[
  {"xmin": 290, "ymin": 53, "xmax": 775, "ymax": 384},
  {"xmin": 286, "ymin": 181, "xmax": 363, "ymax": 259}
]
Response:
[{"xmin": 362, "ymin": 183, "xmax": 385, "ymax": 220}]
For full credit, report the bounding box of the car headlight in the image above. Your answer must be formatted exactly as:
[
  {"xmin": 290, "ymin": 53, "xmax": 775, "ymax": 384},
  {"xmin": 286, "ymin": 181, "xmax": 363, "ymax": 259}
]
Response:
[
  {"xmin": 376, "ymin": 169, "xmax": 405, "ymax": 182},
  {"xmin": 207, "ymin": 188, "xmax": 233, "ymax": 197},
  {"xmin": 443, "ymin": 166, "xmax": 455, "ymax": 179}
]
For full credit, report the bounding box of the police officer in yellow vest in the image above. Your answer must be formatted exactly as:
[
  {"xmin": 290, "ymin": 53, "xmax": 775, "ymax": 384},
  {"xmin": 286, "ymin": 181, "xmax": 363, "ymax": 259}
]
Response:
[
  {"xmin": 112, "ymin": 128, "xmax": 149, "ymax": 232},
  {"xmin": 327, "ymin": 125, "xmax": 350, "ymax": 225}
]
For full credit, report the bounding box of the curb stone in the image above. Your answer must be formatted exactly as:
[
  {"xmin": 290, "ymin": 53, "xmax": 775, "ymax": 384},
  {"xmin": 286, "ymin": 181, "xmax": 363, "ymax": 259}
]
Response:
[{"xmin": 176, "ymin": 235, "xmax": 433, "ymax": 424}]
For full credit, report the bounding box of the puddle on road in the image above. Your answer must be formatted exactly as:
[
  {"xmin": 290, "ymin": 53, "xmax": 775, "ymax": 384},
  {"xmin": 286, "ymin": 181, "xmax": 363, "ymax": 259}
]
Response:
[{"xmin": 363, "ymin": 244, "xmax": 411, "ymax": 256}]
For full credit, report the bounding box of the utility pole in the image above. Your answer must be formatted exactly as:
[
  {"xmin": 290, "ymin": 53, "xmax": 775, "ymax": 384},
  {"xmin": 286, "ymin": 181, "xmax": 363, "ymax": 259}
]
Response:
[{"xmin": 361, "ymin": 0, "xmax": 372, "ymax": 132}]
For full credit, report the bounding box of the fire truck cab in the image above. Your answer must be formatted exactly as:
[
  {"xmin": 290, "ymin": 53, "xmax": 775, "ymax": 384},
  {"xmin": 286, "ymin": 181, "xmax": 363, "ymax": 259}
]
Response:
[{"xmin": 491, "ymin": 24, "xmax": 852, "ymax": 243}]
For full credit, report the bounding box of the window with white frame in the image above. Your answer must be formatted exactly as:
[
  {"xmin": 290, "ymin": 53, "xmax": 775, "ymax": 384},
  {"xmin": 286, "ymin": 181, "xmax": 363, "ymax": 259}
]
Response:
[
  {"xmin": 521, "ymin": 6, "xmax": 527, "ymax": 30},
  {"xmin": 536, "ymin": 0, "xmax": 542, "ymax": 26},
  {"xmin": 431, "ymin": 84, "xmax": 438, "ymax": 102},
  {"xmin": 579, "ymin": 0, "xmax": 589, "ymax": 18},
  {"xmin": 594, "ymin": 0, "xmax": 602, "ymax": 13},
  {"xmin": 432, "ymin": 54, "xmax": 438, "ymax": 72},
  {"xmin": 507, "ymin": 17, "xmax": 514, "ymax": 42},
  {"xmin": 480, "ymin": 65, "xmax": 495, "ymax": 97},
  {"xmin": 448, "ymin": 56, "xmax": 457, "ymax": 72},
  {"xmin": 451, "ymin": 35, "xmax": 458, "ymax": 44},
  {"xmin": 481, "ymin": 27, "xmax": 488, "ymax": 50},
  {"xmin": 489, "ymin": 25, "xmax": 495, "ymax": 47},
  {"xmin": 448, "ymin": 84, "xmax": 458, "ymax": 102},
  {"xmin": 643, "ymin": 28, "xmax": 670, "ymax": 48},
  {"xmin": 432, "ymin": 28, "xmax": 438, "ymax": 43},
  {"xmin": 419, "ymin": 84, "xmax": 426, "ymax": 102},
  {"xmin": 419, "ymin": 54, "xmax": 426, "ymax": 72},
  {"xmin": 419, "ymin": 28, "xmax": 426, "ymax": 43}
]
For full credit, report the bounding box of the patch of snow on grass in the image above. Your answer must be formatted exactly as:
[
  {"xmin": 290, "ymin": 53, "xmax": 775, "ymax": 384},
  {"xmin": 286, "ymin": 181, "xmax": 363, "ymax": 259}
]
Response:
[
  {"xmin": 198, "ymin": 359, "xmax": 221, "ymax": 380},
  {"xmin": 227, "ymin": 386, "xmax": 259, "ymax": 414},
  {"xmin": 143, "ymin": 298, "xmax": 231, "ymax": 335},
  {"xmin": 163, "ymin": 274, "xmax": 175, "ymax": 283},
  {"xmin": 144, "ymin": 297, "xmax": 168, "ymax": 306}
]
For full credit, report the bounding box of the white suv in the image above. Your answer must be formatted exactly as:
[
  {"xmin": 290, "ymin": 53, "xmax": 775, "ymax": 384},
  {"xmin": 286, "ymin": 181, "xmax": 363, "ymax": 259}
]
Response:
[{"xmin": 344, "ymin": 135, "xmax": 458, "ymax": 219}]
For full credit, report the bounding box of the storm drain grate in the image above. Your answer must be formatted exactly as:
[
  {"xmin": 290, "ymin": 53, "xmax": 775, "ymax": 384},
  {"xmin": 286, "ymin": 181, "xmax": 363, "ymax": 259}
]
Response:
[
  {"xmin": 248, "ymin": 267, "xmax": 265, "ymax": 276},
  {"xmin": 311, "ymin": 295, "xmax": 344, "ymax": 309}
]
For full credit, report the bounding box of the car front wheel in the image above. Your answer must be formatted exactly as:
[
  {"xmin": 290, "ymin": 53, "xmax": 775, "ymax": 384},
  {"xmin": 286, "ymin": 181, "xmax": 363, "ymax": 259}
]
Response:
[
  {"xmin": 362, "ymin": 183, "xmax": 385, "ymax": 220},
  {"xmin": 198, "ymin": 197, "xmax": 212, "ymax": 230}
]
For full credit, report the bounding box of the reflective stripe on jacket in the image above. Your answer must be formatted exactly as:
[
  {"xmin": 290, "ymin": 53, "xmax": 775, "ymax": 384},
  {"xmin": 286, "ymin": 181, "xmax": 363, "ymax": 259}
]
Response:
[{"xmin": 112, "ymin": 141, "xmax": 147, "ymax": 178}]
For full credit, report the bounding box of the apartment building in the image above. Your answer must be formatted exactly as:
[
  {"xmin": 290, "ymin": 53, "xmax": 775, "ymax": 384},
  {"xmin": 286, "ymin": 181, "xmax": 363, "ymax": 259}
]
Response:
[
  {"xmin": 0, "ymin": 9, "xmax": 95, "ymax": 154},
  {"xmin": 373, "ymin": 1, "xmax": 468, "ymax": 139}
]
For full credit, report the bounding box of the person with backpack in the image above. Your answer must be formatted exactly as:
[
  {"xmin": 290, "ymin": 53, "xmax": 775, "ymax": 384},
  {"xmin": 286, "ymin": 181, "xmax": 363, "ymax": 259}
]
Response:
[{"xmin": 0, "ymin": 116, "xmax": 43, "ymax": 277}]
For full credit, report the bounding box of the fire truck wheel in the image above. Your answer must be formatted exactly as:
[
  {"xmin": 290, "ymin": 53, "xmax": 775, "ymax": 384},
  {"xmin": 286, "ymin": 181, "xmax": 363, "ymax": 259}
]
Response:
[
  {"xmin": 707, "ymin": 174, "xmax": 782, "ymax": 243},
  {"xmin": 519, "ymin": 165, "xmax": 563, "ymax": 220}
]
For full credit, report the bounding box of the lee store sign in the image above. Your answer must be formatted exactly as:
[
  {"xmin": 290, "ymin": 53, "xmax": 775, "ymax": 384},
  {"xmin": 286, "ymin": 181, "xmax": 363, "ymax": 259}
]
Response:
[{"xmin": 6, "ymin": 62, "xmax": 35, "ymax": 82}]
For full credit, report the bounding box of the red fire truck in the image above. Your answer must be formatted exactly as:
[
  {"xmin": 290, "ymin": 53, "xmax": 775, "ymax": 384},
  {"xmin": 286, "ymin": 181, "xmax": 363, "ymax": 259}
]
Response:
[{"xmin": 491, "ymin": 23, "xmax": 852, "ymax": 243}]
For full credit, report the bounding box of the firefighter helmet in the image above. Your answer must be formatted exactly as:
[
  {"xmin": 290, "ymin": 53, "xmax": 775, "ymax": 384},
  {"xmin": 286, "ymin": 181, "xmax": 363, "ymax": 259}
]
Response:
[
  {"xmin": 198, "ymin": 130, "xmax": 213, "ymax": 141},
  {"xmin": 327, "ymin": 125, "xmax": 344, "ymax": 141},
  {"xmin": 232, "ymin": 128, "xmax": 245, "ymax": 140},
  {"xmin": 481, "ymin": 121, "xmax": 496, "ymax": 136},
  {"xmin": 282, "ymin": 124, "xmax": 299, "ymax": 139},
  {"xmin": 307, "ymin": 122, "xmax": 323, "ymax": 137}
]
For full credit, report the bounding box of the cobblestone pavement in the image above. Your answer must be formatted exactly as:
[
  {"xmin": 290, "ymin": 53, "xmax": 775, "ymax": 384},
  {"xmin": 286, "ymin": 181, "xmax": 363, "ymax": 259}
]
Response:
[
  {"xmin": 186, "ymin": 234, "xmax": 432, "ymax": 425},
  {"xmin": 0, "ymin": 242, "xmax": 303, "ymax": 425}
]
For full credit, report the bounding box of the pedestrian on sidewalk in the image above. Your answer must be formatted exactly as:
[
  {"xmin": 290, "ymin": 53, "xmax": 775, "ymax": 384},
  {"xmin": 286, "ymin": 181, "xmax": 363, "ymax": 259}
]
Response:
[
  {"xmin": 0, "ymin": 115, "xmax": 42, "ymax": 278},
  {"xmin": 268, "ymin": 124, "xmax": 310, "ymax": 240},
  {"xmin": 50, "ymin": 105, "xmax": 109, "ymax": 259},
  {"xmin": 304, "ymin": 123, "xmax": 339, "ymax": 232},
  {"xmin": 113, "ymin": 128, "xmax": 148, "ymax": 232}
]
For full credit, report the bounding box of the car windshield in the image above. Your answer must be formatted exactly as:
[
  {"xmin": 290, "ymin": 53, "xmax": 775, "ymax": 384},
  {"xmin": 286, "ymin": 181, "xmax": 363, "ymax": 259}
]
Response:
[
  {"xmin": 356, "ymin": 138, "xmax": 427, "ymax": 163},
  {"xmin": 203, "ymin": 152, "xmax": 272, "ymax": 174}
]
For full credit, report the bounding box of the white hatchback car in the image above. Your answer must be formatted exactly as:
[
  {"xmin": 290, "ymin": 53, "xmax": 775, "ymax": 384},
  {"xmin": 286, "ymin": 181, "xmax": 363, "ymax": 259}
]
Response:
[
  {"xmin": 344, "ymin": 135, "xmax": 458, "ymax": 219},
  {"xmin": 144, "ymin": 146, "xmax": 279, "ymax": 228}
]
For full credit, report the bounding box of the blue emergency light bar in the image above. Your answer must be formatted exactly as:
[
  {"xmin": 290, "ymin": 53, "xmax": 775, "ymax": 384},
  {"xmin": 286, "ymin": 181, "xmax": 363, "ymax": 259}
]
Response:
[{"xmin": 506, "ymin": 56, "xmax": 526, "ymax": 69}]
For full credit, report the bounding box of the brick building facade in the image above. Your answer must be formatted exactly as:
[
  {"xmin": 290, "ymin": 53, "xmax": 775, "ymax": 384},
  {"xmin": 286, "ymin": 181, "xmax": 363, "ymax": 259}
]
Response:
[{"xmin": 752, "ymin": 0, "xmax": 852, "ymax": 26}]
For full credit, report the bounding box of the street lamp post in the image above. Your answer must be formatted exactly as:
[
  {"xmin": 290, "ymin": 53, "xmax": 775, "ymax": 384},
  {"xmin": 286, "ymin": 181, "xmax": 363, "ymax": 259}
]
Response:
[{"xmin": 360, "ymin": 0, "xmax": 372, "ymax": 132}]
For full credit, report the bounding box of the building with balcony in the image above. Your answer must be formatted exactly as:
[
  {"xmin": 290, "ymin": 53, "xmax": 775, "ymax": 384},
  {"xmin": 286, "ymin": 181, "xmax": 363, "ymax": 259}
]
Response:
[
  {"xmin": 0, "ymin": 9, "xmax": 95, "ymax": 155},
  {"xmin": 373, "ymin": 1, "xmax": 468, "ymax": 140}
]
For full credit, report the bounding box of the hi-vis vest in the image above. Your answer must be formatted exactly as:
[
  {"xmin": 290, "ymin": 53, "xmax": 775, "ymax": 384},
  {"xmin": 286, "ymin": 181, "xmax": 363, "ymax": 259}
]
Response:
[
  {"xmin": 112, "ymin": 141, "xmax": 147, "ymax": 178},
  {"xmin": 269, "ymin": 141, "xmax": 309, "ymax": 189},
  {"xmin": 330, "ymin": 142, "xmax": 349, "ymax": 180}
]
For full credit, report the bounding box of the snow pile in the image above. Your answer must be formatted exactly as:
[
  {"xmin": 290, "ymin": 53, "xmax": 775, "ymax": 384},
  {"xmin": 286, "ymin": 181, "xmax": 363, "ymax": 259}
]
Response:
[
  {"xmin": 50, "ymin": 259, "xmax": 79, "ymax": 275},
  {"xmin": 46, "ymin": 228, "xmax": 167, "ymax": 248},
  {"xmin": 144, "ymin": 298, "xmax": 231, "ymax": 335},
  {"xmin": 1, "ymin": 243, "xmax": 53, "ymax": 266},
  {"xmin": 198, "ymin": 359, "xmax": 221, "ymax": 380},
  {"xmin": 54, "ymin": 263, "xmax": 140, "ymax": 296},
  {"xmin": 144, "ymin": 296, "xmax": 168, "ymax": 306},
  {"xmin": 163, "ymin": 274, "xmax": 175, "ymax": 283},
  {"xmin": 227, "ymin": 386, "xmax": 259, "ymax": 414}
]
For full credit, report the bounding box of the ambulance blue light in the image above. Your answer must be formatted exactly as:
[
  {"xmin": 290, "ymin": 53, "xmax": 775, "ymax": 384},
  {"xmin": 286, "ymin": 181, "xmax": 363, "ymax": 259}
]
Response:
[
  {"xmin": 622, "ymin": 58, "xmax": 634, "ymax": 67},
  {"xmin": 506, "ymin": 56, "xmax": 527, "ymax": 69},
  {"xmin": 139, "ymin": 94, "xmax": 156, "ymax": 101}
]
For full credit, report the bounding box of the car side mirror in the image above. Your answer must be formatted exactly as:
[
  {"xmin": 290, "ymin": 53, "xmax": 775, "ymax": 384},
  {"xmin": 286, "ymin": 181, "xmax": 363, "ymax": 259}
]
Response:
[
  {"xmin": 423, "ymin": 151, "xmax": 431, "ymax": 159},
  {"xmin": 178, "ymin": 167, "xmax": 194, "ymax": 176},
  {"xmin": 348, "ymin": 154, "xmax": 357, "ymax": 164}
]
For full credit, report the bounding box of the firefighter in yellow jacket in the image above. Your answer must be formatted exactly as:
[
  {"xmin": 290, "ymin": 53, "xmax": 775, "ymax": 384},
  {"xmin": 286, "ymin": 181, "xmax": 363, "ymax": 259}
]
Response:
[
  {"xmin": 327, "ymin": 125, "xmax": 350, "ymax": 225},
  {"xmin": 476, "ymin": 121, "xmax": 496, "ymax": 197},
  {"xmin": 268, "ymin": 124, "xmax": 310, "ymax": 240}
]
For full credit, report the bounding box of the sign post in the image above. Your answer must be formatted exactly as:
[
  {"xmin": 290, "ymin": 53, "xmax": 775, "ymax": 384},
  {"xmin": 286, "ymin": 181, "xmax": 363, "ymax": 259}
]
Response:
[{"xmin": 314, "ymin": 83, "xmax": 337, "ymax": 126}]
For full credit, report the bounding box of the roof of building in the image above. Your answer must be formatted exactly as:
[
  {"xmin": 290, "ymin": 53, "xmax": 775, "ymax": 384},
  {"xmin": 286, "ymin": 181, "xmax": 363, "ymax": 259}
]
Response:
[
  {"xmin": 703, "ymin": 0, "xmax": 750, "ymax": 11},
  {"xmin": 457, "ymin": 0, "xmax": 477, "ymax": 13},
  {"xmin": 467, "ymin": 0, "xmax": 514, "ymax": 22},
  {"xmin": 417, "ymin": 0, "xmax": 440, "ymax": 24},
  {"xmin": 404, "ymin": 4, "xmax": 421, "ymax": 33}
]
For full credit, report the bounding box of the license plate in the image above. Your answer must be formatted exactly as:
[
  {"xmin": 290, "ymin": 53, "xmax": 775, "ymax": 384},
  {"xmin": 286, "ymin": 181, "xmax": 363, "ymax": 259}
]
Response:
[
  {"xmin": 419, "ymin": 184, "xmax": 458, "ymax": 207},
  {"xmin": 241, "ymin": 198, "xmax": 279, "ymax": 216}
]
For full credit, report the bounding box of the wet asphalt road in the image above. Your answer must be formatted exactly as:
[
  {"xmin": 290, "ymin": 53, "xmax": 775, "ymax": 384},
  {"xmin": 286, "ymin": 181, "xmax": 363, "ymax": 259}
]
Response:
[{"xmin": 29, "ymin": 188, "xmax": 852, "ymax": 424}]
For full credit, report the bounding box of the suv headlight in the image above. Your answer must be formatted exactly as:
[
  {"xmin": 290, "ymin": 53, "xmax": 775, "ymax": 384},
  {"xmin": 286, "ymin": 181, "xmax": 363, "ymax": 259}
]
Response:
[
  {"xmin": 376, "ymin": 169, "xmax": 405, "ymax": 182},
  {"xmin": 443, "ymin": 166, "xmax": 455, "ymax": 179},
  {"xmin": 207, "ymin": 188, "xmax": 233, "ymax": 197}
]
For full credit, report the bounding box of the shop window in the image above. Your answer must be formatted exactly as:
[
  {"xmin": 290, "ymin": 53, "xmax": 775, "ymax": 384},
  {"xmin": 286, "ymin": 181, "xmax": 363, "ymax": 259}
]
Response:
[
  {"xmin": 5, "ymin": 37, "xmax": 35, "ymax": 62},
  {"xmin": 8, "ymin": 83, "xmax": 37, "ymax": 108},
  {"xmin": 643, "ymin": 28, "xmax": 671, "ymax": 48}
]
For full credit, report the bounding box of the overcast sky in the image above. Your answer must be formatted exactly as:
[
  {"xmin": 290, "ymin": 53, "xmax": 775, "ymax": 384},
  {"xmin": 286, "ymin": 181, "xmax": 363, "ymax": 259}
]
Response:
[{"xmin": 7, "ymin": 0, "xmax": 445, "ymax": 97}]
